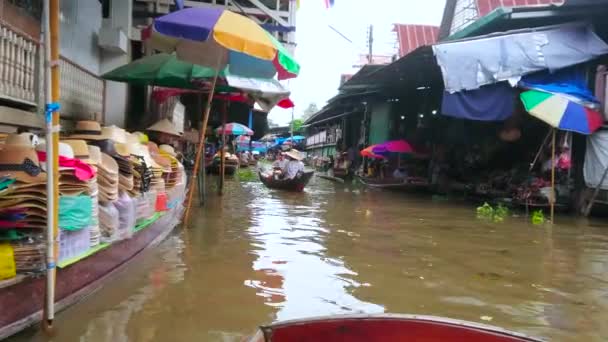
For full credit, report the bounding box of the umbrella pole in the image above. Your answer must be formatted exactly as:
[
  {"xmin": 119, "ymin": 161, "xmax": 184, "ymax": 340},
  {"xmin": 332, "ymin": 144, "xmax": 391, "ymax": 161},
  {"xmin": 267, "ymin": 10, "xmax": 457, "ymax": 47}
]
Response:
[
  {"xmin": 183, "ymin": 68, "xmax": 221, "ymax": 227},
  {"xmin": 551, "ymin": 129, "xmax": 556, "ymax": 223},
  {"xmin": 43, "ymin": 0, "xmax": 60, "ymax": 332},
  {"xmin": 219, "ymin": 101, "xmax": 227, "ymax": 195}
]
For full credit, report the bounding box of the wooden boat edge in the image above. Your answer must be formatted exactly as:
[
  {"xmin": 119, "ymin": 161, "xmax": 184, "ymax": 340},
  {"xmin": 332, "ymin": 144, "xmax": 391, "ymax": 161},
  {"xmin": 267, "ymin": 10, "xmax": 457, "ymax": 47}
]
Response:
[
  {"xmin": 252, "ymin": 314, "xmax": 543, "ymax": 342},
  {"xmin": 0, "ymin": 207, "xmax": 182, "ymax": 340}
]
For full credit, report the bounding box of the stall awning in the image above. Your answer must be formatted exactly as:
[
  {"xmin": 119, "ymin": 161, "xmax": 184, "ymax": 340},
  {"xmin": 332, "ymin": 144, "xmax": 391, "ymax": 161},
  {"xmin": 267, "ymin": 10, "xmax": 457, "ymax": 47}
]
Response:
[{"xmin": 434, "ymin": 23, "xmax": 608, "ymax": 93}]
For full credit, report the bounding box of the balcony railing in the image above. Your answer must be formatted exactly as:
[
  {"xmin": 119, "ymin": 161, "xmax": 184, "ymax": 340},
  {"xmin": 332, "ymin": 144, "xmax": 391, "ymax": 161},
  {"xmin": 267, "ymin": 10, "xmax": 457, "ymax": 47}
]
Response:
[{"xmin": 0, "ymin": 22, "xmax": 38, "ymax": 106}]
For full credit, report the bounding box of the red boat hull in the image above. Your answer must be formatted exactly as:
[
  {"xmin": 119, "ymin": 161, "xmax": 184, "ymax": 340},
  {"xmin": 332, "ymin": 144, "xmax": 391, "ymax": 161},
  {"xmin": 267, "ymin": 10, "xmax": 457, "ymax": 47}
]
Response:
[
  {"xmin": 248, "ymin": 315, "xmax": 541, "ymax": 342},
  {"xmin": 0, "ymin": 206, "xmax": 182, "ymax": 340}
]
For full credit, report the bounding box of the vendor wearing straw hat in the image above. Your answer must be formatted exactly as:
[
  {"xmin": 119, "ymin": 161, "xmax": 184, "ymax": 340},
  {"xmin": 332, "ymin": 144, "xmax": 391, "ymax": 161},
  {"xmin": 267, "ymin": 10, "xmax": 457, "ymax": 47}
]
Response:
[
  {"xmin": 146, "ymin": 118, "xmax": 182, "ymax": 145},
  {"xmin": 283, "ymin": 149, "xmax": 305, "ymax": 180}
]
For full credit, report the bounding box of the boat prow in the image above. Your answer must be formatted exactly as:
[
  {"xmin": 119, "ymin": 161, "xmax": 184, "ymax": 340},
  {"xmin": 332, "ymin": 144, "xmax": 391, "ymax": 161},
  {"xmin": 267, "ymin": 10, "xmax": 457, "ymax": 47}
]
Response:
[{"xmin": 246, "ymin": 314, "xmax": 542, "ymax": 342}]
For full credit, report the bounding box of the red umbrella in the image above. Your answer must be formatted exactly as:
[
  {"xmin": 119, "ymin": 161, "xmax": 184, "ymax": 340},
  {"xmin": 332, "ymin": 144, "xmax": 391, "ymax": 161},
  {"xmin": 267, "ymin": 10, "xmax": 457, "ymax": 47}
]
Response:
[
  {"xmin": 372, "ymin": 140, "xmax": 414, "ymax": 154},
  {"xmin": 277, "ymin": 98, "xmax": 295, "ymax": 109},
  {"xmin": 360, "ymin": 145, "xmax": 386, "ymax": 159}
]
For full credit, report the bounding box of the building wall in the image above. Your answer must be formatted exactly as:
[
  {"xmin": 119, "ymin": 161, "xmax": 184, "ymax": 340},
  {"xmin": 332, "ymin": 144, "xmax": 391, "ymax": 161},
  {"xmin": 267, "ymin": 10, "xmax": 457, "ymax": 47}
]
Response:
[
  {"xmin": 60, "ymin": 0, "xmax": 102, "ymax": 75},
  {"xmin": 368, "ymin": 102, "xmax": 391, "ymax": 145}
]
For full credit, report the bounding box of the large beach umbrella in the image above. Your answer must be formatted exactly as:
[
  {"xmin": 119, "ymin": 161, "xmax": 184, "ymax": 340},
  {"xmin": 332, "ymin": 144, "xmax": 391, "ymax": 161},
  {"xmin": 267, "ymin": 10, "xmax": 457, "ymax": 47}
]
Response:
[
  {"xmin": 520, "ymin": 90, "xmax": 603, "ymax": 135},
  {"xmin": 145, "ymin": 8, "xmax": 299, "ymax": 221},
  {"xmin": 372, "ymin": 140, "xmax": 414, "ymax": 154},
  {"xmin": 102, "ymin": 53, "xmax": 291, "ymax": 108},
  {"xmin": 360, "ymin": 146, "xmax": 386, "ymax": 159},
  {"xmin": 145, "ymin": 8, "xmax": 300, "ymax": 80},
  {"xmin": 215, "ymin": 122, "xmax": 254, "ymax": 136},
  {"xmin": 520, "ymin": 89, "xmax": 604, "ymax": 223}
]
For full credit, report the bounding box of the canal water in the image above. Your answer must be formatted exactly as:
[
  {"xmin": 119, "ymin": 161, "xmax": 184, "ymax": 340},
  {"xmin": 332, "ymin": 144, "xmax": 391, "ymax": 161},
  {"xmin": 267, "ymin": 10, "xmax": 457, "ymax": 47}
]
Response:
[{"xmin": 11, "ymin": 176, "xmax": 608, "ymax": 341}]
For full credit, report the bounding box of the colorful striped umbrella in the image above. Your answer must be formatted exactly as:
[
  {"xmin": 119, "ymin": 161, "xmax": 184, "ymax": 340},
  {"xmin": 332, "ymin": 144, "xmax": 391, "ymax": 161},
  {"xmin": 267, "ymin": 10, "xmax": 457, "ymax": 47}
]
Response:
[
  {"xmin": 520, "ymin": 90, "xmax": 604, "ymax": 135},
  {"xmin": 145, "ymin": 8, "xmax": 300, "ymax": 80},
  {"xmin": 372, "ymin": 140, "xmax": 414, "ymax": 154},
  {"xmin": 215, "ymin": 122, "xmax": 254, "ymax": 136},
  {"xmin": 360, "ymin": 146, "xmax": 386, "ymax": 159}
]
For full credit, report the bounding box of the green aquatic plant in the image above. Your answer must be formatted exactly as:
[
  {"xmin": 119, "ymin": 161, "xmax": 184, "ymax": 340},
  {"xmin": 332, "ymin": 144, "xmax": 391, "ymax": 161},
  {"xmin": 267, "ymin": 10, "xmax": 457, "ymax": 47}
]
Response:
[
  {"xmin": 237, "ymin": 168, "xmax": 258, "ymax": 182},
  {"xmin": 476, "ymin": 203, "xmax": 509, "ymax": 222},
  {"xmin": 532, "ymin": 210, "xmax": 545, "ymax": 225}
]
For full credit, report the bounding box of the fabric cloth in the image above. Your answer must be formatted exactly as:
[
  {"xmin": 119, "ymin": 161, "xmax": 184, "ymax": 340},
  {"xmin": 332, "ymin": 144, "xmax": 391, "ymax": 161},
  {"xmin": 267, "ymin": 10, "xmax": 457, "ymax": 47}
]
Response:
[
  {"xmin": 272, "ymin": 159, "xmax": 287, "ymax": 169},
  {"xmin": 433, "ymin": 23, "xmax": 608, "ymax": 93},
  {"xmin": 441, "ymin": 82, "xmax": 517, "ymax": 121},
  {"xmin": 37, "ymin": 151, "xmax": 96, "ymax": 181},
  {"xmin": 284, "ymin": 160, "xmax": 304, "ymax": 180},
  {"xmin": 584, "ymin": 130, "xmax": 608, "ymax": 189},
  {"xmin": 520, "ymin": 66, "xmax": 598, "ymax": 103},
  {"xmin": 59, "ymin": 195, "xmax": 93, "ymax": 231}
]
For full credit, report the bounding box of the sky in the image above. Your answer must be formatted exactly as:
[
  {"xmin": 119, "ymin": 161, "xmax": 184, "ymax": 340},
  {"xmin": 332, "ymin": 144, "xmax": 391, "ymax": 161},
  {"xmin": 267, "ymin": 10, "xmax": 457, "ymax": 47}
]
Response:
[{"xmin": 268, "ymin": 0, "xmax": 447, "ymax": 126}]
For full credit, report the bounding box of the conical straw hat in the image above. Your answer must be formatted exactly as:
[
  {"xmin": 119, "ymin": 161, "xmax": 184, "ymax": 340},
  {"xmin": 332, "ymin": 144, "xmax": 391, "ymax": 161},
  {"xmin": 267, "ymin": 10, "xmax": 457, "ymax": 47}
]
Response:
[{"xmin": 147, "ymin": 119, "xmax": 182, "ymax": 137}]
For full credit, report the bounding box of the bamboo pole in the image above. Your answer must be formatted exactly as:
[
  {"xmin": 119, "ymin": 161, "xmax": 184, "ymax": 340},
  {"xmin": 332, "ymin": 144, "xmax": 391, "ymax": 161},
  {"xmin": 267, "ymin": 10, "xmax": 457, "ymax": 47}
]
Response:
[
  {"xmin": 550, "ymin": 129, "xmax": 556, "ymax": 223},
  {"xmin": 219, "ymin": 101, "xmax": 227, "ymax": 195},
  {"xmin": 43, "ymin": 0, "xmax": 60, "ymax": 332},
  {"xmin": 183, "ymin": 67, "xmax": 221, "ymax": 227}
]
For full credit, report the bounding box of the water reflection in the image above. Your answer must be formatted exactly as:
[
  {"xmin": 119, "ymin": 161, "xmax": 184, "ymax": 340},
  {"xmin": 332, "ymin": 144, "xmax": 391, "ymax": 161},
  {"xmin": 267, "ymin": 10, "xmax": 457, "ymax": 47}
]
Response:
[{"xmin": 7, "ymin": 176, "xmax": 608, "ymax": 341}]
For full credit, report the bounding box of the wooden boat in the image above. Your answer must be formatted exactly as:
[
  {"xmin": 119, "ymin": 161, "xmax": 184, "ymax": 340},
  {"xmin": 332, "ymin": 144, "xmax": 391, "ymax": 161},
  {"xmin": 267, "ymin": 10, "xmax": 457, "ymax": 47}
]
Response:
[
  {"xmin": 358, "ymin": 175, "xmax": 430, "ymax": 192},
  {"xmin": 0, "ymin": 204, "xmax": 184, "ymax": 340},
  {"xmin": 246, "ymin": 314, "xmax": 541, "ymax": 342},
  {"xmin": 209, "ymin": 157, "xmax": 239, "ymax": 175},
  {"xmin": 259, "ymin": 171, "xmax": 314, "ymax": 192}
]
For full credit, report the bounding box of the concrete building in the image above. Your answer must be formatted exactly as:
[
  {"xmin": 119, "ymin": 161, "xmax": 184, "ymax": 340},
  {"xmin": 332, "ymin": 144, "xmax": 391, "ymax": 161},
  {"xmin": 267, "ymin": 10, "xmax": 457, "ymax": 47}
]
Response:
[{"xmin": 0, "ymin": 0, "xmax": 297, "ymax": 132}]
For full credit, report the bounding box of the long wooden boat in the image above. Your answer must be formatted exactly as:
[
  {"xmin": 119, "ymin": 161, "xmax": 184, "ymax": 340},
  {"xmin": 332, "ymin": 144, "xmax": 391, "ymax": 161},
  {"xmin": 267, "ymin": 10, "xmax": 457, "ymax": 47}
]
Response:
[
  {"xmin": 0, "ymin": 204, "xmax": 183, "ymax": 340},
  {"xmin": 259, "ymin": 171, "xmax": 314, "ymax": 192},
  {"xmin": 246, "ymin": 314, "xmax": 542, "ymax": 342},
  {"xmin": 358, "ymin": 175, "xmax": 430, "ymax": 192}
]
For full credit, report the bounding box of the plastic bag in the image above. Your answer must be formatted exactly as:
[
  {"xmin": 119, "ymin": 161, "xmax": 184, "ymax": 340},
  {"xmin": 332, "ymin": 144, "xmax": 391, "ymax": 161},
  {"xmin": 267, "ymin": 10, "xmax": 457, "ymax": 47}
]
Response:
[
  {"xmin": 98, "ymin": 202, "xmax": 120, "ymax": 243},
  {"xmin": 135, "ymin": 191, "xmax": 157, "ymax": 224},
  {"xmin": 0, "ymin": 243, "xmax": 16, "ymax": 280},
  {"xmin": 115, "ymin": 192, "xmax": 136, "ymax": 240},
  {"xmin": 155, "ymin": 192, "xmax": 168, "ymax": 212},
  {"xmin": 59, "ymin": 195, "xmax": 93, "ymax": 231}
]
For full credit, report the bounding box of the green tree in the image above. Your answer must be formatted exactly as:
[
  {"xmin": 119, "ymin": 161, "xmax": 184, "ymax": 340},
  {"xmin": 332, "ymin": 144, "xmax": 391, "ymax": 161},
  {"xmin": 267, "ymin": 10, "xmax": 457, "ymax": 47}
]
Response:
[{"xmin": 290, "ymin": 118, "xmax": 304, "ymax": 132}]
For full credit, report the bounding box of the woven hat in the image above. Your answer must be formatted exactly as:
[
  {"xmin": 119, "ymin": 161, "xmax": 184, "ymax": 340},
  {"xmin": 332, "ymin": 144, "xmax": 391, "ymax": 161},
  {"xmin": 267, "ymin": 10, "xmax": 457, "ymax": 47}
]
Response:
[
  {"xmin": 4, "ymin": 133, "xmax": 38, "ymax": 147},
  {"xmin": 147, "ymin": 119, "xmax": 182, "ymax": 137},
  {"xmin": 101, "ymin": 126, "xmax": 127, "ymax": 144},
  {"xmin": 159, "ymin": 144, "xmax": 176, "ymax": 156},
  {"xmin": 87, "ymin": 145, "xmax": 102, "ymax": 165},
  {"xmin": 284, "ymin": 149, "xmax": 304, "ymax": 161},
  {"xmin": 70, "ymin": 121, "xmax": 104, "ymax": 140},
  {"xmin": 100, "ymin": 153, "xmax": 119, "ymax": 175},
  {"xmin": 62, "ymin": 140, "xmax": 93, "ymax": 163},
  {"xmin": 0, "ymin": 137, "xmax": 46, "ymax": 183},
  {"xmin": 37, "ymin": 142, "xmax": 77, "ymax": 172}
]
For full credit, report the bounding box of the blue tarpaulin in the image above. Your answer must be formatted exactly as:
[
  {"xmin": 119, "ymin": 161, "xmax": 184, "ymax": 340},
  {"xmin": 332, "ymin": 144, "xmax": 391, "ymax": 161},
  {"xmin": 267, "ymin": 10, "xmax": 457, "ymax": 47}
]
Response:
[
  {"xmin": 441, "ymin": 82, "xmax": 517, "ymax": 121},
  {"xmin": 519, "ymin": 66, "xmax": 598, "ymax": 103}
]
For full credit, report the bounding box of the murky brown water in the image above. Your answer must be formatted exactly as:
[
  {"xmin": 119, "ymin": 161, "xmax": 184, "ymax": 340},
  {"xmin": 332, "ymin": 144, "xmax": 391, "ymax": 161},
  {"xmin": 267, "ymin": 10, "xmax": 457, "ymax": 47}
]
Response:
[{"xmin": 10, "ymin": 176, "xmax": 608, "ymax": 341}]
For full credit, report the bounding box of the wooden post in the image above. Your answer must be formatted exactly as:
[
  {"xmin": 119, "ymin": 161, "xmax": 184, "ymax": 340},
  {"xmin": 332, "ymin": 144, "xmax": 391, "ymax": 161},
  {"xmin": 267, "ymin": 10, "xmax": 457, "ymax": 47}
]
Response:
[
  {"xmin": 219, "ymin": 101, "xmax": 227, "ymax": 195},
  {"xmin": 550, "ymin": 129, "xmax": 556, "ymax": 223},
  {"xmin": 43, "ymin": 0, "xmax": 60, "ymax": 332},
  {"xmin": 183, "ymin": 65, "xmax": 221, "ymax": 227}
]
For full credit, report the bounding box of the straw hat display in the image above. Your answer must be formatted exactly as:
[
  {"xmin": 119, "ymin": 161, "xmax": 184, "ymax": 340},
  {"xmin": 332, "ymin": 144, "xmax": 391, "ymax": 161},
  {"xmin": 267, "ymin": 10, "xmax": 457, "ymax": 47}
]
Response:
[
  {"xmin": 98, "ymin": 153, "xmax": 119, "ymax": 203},
  {"xmin": 69, "ymin": 121, "xmax": 104, "ymax": 140},
  {"xmin": 0, "ymin": 134, "xmax": 47, "ymax": 273},
  {"xmin": 0, "ymin": 134, "xmax": 46, "ymax": 184},
  {"xmin": 147, "ymin": 118, "xmax": 182, "ymax": 137},
  {"xmin": 159, "ymin": 144, "xmax": 177, "ymax": 157}
]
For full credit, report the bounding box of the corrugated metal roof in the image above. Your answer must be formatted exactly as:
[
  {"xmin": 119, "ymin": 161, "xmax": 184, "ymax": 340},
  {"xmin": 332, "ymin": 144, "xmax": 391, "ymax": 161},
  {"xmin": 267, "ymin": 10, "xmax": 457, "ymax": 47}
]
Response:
[{"xmin": 393, "ymin": 24, "xmax": 439, "ymax": 57}]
